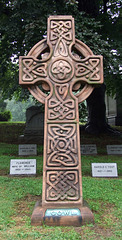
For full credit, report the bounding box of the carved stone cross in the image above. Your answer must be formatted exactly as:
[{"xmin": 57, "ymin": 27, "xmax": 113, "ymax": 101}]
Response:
[{"xmin": 19, "ymin": 16, "xmax": 103, "ymax": 226}]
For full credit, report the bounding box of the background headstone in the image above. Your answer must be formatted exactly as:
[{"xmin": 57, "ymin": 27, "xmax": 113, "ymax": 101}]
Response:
[
  {"xmin": 81, "ymin": 144, "xmax": 97, "ymax": 155},
  {"xmin": 105, "ymin": 94, "xmax": 117, "ymax": 126},
  {"xmin": 19, "ymin": 144, "xmax": 37, "ymax": 156},
  {"xmin": 92, "ymin": 163, "xmax": 118, "ymax": 177},
  {"xmin": 10, "ymin": 159, "xmax": 36, "ymax": 175},
  {"xmin": 107, "ymin": 145, "xmax": 122, "ymax": 155},
  {"xmin": 19, "ymin": 106, "xmax": 44, "ymax": 144}
]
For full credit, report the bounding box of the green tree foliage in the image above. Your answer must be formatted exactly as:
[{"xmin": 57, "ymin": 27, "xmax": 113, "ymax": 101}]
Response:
[
  {"xmin": 0, "ymin": 92, "xmax": 7, "ymax": 111},
  {"xmin": 0, "ymin": 110, "xmax": 12, "ymax": 121},
  {"xmin": 6, "ymin": 96, "xmax": 35, "ymax": 121},
  {"xmin": 99, "ymin": 0, "xmax": 122, "ymax": 96},
  {"xmin": 0, "ymin": 0, "xmax": 121, "ymax": 100}
]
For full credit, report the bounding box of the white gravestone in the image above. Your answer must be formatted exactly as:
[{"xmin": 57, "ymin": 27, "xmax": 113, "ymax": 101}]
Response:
[
  {"xmin": 10, "ymin": 159, "xmax": 36, "ymax": 175},
  {"xmin": 19, "ymin": 144, "xmax": 37, "ymax": 156},
  {"xmin": 107, "ymin": 145, "xmax": 122, "ymax": 155},
  {"xmin": 92, "ymin": 163, "xmax": 118, "ymax": 177},
  {"xmin": 81, "ymin": 144, "xmax": 97, "ymax": 155}
]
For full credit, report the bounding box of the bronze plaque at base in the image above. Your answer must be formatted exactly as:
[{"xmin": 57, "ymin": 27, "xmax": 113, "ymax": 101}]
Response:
[
  {"xmin": 31, "ymin": 201, "xmax": 94, "ymax": 226},
  {"xmin": 19, "ymin": 15, "xmax": 103, "ymax": 226}
]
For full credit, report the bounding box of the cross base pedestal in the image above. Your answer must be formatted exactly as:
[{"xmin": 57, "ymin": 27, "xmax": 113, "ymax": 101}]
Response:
[{"xmin": 31, "ymin": 201, "xmax": 94, "ymax": 226}]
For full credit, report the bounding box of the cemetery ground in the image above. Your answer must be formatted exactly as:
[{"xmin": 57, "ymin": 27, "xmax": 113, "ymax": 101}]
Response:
[{"xmin": 0, "ymin": 125, "xmax": 122, "ymax": 240}]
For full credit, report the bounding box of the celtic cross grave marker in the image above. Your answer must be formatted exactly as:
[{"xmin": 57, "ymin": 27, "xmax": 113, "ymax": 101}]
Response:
[{"xmin": 19, "ymin": 16, "xmax": 103, "ymax": 226}]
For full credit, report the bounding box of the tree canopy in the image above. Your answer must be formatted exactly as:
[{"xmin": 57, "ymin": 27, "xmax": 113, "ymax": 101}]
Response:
[{"xmin": 0, "ymin": 0, "xmax": 121, "ymax": 100}]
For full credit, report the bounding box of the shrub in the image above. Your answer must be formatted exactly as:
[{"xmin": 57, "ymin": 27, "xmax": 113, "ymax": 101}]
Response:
[{"xmin": 0, "ymin": 110, "xmax": 12, "ymax": 121}]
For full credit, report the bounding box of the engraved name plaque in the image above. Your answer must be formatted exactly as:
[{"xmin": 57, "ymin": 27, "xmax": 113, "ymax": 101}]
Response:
[
  {"xmin": 92, "ymin": 163, "xmax": 118, "ymax": 177},
  {"xmin": 81, "ymin": 144, "xmax": 97, "ymax": 155},
  {"xmin": 107, "ymin": 145, "xmax": 122, "ymax": 155},
  {"xmin": 19, "ymin": 144, "xmax": 37, "ymax": 156},
  {"xmin": 10, "ymin": 159, "xmax": 36, "ymax": 175},
  {"xmin": 45, "ymin": 208, "xmax": 81, "ymax": 217}
]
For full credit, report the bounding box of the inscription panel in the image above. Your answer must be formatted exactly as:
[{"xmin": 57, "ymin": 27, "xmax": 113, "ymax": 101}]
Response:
[
  {"xmin": 107, "ymin": 145, "xmax": 122, "ymax": 155},
  {"xmin": 19, "ymin": 144, "xmax": 37, "ymax": 156},
  {"xmin": 10, "ymin": 159, "xmax": 36, "ymax": 175},
  {"xmin": 81, "ymin": 144, "xmax": 97, "ymax": 155},
  {"xmin": 45, "ymin": 208, "xmax": 81, "ymax": 217},
  {"xmin": 92, "ymin": 163, "xmax": 118, "ymax": 177}
]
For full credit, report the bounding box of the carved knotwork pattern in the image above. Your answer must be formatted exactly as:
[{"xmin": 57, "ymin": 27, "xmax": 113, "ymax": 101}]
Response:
[
  {"xmin": 50, "ymin": 20, "xmax": 72, "ymax": 45},
  {"xmin": 22, "ymin": 58, "xmax": 47, "ymax": 82},
  {"xmin": 46, "ymin": 170, "xmax": 79, "ymax": 201},
  {"xmin": 48, "ymin": 84, "xmax": 76, "ymax": 120},
  {"xmin": 49, "ymin": 59, "xmax": 74, "ymax": 83},
  {"xmin": 47, "ymin": 124, "xmax": 78, "ymax": 167},
  {"xmin": 75, "ymin": 58, "xmax": 101, "ymax": 82},
  {"xmin": 48, "ymin": 19, "xmax": 73, "ymax": 58}
]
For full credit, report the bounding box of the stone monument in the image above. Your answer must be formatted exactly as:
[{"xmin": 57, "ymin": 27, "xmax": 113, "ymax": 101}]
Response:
[
  {"xmin": 19, "ymin": 105, "xmax": 44, "ymax": 144},
  {"xmin": 19, "ymin": 15, "xmax": 103, "ymax": 226}
]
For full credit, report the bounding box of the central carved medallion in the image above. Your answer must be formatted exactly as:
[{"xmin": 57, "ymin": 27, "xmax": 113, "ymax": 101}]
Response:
[{"xmin": 49, "ymin": 58, "xmax": 74, "ymax": 83}]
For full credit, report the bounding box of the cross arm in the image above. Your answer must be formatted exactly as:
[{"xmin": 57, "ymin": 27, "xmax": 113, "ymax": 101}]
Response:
[
  {"xmin": 19, "ymin": 56, "xmax": 47, "ymax": 86},
  {"xmin": 74, "ymin": 55, "xmax": 103, "ymax": 85}
]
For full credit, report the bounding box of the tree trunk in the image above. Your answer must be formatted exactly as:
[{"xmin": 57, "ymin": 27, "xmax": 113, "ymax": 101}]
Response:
[
  {"xmin": 81, "ymin": 84, "xmax": 120, "ymax": 135},
  {"xmin": 85, "ymin": 84, "xmax": 107, "ymax": 134},
  {"xmin": 78, "ymin": 0, "xmax": 120, "ymax": 135}
]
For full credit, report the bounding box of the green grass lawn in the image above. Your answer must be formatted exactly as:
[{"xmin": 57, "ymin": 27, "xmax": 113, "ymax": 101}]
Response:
[{"xmin": 0, "ymin": 142, "xmax": 122, "ymax": 240}]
